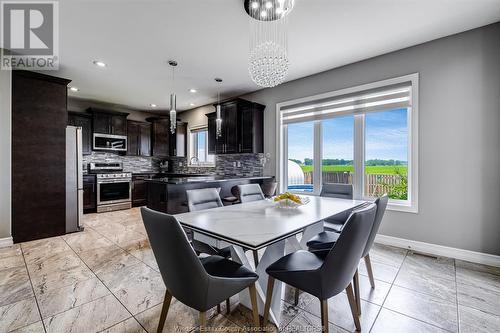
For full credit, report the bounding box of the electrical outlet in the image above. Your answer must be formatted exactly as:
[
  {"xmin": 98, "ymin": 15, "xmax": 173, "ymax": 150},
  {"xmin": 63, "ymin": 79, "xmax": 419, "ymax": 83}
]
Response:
[
  {"xmin": 233, "ymin": 162, "xmax": 237, "ymax": 167},
  {"xmin": 237, "ymin": 161, "xmax": 241, "ymax": 167},
  {"xmin": 179, "ymin": 162, "xmax": 182, "ymax": 167}
]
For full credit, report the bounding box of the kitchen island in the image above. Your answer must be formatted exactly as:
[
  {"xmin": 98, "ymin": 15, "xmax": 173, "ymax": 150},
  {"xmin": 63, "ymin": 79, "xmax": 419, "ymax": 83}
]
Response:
[{"xmin": 146, "ymin": 176, "xmax": 274, "ymax": 214}]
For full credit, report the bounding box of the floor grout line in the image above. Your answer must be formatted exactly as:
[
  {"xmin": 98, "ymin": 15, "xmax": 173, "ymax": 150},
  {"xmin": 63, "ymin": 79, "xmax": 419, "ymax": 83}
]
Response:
[
  {"xmin": 368, "ymin": 249, "xmax": 408, "ymax": 333},
  {"xmin": 454, "ymin": 259, "xmax": 461, "ymax": 333},
  {"xmin": 20, "ymin": 242, "xmax": 48, "ymax": 333},
  {"xmin": 61, "ymin": 235, "xmax": 151, "ymax": 333}
]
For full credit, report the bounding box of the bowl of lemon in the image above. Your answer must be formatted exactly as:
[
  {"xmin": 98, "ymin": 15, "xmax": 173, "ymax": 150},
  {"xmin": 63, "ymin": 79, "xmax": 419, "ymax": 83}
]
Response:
[{"xmin": 273, "ymin": 192, "xmax": 310, "ymax": 209}]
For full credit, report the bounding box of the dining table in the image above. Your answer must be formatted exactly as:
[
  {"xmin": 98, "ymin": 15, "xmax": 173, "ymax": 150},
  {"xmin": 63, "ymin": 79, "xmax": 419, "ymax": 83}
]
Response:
[{"xmin": 175, "ymin": 195, "xmax": 367, "ymax": 325}]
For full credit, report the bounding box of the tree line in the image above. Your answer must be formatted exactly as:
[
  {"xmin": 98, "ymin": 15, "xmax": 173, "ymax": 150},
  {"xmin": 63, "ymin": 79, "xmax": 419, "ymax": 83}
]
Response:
[{"xmin": 290, "ymin": 158, "xmax": 407, "ymax": 166}]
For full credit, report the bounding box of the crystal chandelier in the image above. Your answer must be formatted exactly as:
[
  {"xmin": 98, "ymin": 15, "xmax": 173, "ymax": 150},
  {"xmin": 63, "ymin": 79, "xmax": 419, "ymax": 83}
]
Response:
[
  {"xmin": 215, "ymin": 78, "xmax": 223, "ymax": 138},
  {"xmin": 246, "ymin": 0, "xmax": 294, "ymax": 88},
  {"xmin": 168, "ymin": 60, "xmax": 178, "ymax": 133}
]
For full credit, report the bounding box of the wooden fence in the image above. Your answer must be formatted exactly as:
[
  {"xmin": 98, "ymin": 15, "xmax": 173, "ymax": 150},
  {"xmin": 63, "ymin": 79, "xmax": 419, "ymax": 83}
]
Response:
[{"xmin": 302, "ymin": 171, "xmax": 402, "ymax": 196}]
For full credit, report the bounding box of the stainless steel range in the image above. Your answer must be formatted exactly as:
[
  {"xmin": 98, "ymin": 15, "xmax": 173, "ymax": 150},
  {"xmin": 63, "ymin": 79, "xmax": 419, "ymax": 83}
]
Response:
[{"xmin": 89, "ymin": 162, "xmax": 132, "ymax": 213}]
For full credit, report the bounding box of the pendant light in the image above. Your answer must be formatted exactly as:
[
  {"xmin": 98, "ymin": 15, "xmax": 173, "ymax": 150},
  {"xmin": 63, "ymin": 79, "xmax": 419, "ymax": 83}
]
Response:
[
  {"xmin": 215, "ymin": 78, "xmax": 223, "ymax": 138},
  {"xmin": 168, "ymin": 60, "xmax": 178, "ymax": 134}
]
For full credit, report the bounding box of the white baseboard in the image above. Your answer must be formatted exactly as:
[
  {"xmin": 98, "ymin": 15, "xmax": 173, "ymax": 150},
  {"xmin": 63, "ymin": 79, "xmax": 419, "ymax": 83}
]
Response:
[
  {"xmin": 375, "ymin": 234, "xmax": 500, "ymax": 268},
  {"xmin": 0, "ymin": 237, "xmax": 13, "ymax": 248}
]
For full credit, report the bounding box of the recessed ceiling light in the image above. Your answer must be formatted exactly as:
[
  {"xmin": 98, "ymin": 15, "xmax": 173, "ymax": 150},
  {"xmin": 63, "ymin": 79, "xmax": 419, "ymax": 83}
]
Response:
[
  {"xmin": 93, "ymin": 60, "xmax": 107, "ymax": 68},
  {"xmin": 265, "ymin": 1, "xmax": 273, "ymax": 9},
  {"xmin": 150, "ymin": 104, "xmax": 157, "ymax": 108},
  {"xmin": 190, "ymin": 103, "xmax": 195, "ymax": 106},
  {"xmin": 251, "ymin": 1, "xmax": 259, "ymax": 9},
  {"xmin": 189, "ymin": 88, "xmax": 197, "ymax": 93},
  {"xmin": 69, "ymin": 86, "xmax": 79, "ymax": 92}
]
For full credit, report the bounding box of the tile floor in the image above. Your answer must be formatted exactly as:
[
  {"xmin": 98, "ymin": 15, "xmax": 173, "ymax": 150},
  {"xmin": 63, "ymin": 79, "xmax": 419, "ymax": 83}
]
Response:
[{"xmin": 0, "ymin": 208, "xmax": 499, "ymax": 332}]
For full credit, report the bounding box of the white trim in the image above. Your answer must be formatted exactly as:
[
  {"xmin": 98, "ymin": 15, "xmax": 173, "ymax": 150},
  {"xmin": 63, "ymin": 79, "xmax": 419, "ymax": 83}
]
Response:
[
  {"xmin": 375, "ymin": 234, "xmax": 500, "ymax": 268},
  {"xmin": 0, "ymin": 237, "xmax": 13, "ymax": 248}
]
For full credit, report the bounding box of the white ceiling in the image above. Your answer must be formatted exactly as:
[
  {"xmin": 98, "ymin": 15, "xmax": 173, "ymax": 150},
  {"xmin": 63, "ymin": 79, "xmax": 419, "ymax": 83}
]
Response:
[{"xmin": 58, "ymin": 0, "xmax": 500, "ymax": 112}]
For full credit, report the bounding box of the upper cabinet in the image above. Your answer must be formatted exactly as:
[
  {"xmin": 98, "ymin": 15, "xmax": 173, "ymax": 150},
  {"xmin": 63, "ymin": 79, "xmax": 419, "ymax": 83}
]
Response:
[
  {"xmin": 147, "ymin": 118, "xmax": 187, "ymax": 157},
  {"xmin": 90, "ymin": 108, "xmax": 128, "ymax": 136},
  {"xmin": 207, "ymin": 98, "xmax": 265, "ymax": 155},
  {"xmin": 68, "ymin": 112, "xmax": 92, "ymax": 155},
  {"xmin": 127, "ymin": 121, "xmax": 151, "ymax": 157}
]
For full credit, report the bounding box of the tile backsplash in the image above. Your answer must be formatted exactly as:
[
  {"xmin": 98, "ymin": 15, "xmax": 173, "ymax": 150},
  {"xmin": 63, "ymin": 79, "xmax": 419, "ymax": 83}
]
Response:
[
  {"xmin": 84, "ymin": 152, "xmax": 265, "ymax": 177},
  {"xmin": 168, "ymin": 153, "xmax": 265, "ymax": 177},
  {"xmin": 83, "ymin": 152, "xmax": 161, "ymax": 173}
]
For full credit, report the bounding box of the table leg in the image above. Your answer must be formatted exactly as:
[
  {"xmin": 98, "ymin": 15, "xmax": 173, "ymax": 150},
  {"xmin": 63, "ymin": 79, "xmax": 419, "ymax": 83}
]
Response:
[{"xmin": 230, "ymin": 241, "xmax": 285, "ymax": 326}]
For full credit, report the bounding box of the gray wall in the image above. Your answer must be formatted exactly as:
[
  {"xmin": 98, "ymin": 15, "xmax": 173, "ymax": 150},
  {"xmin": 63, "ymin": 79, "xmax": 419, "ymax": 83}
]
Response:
[
  {"xmin": 242, "ymin": 22, "xmax": 500, "ymax": 255},
  {"xmin": 0, "ymin": 68, "xmax": 11, "ymax": 240}
]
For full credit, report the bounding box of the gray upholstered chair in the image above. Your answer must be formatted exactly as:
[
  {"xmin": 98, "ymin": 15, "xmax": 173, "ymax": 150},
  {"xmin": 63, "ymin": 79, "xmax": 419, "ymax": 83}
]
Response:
[
  {"xmin": 237, "ymin": 184, "xmax": 265, "ymax": 203},
  {"xmin": 263, "ymin": 204, "xmax": 377, "ymax": 333},
  {"xmin": 186, "ymin": 187, "xmax": 223, "ymax": 211},
  {"xmin": 306, "ymin": 194, "xmax": 389, "ymax": 314},
  {"xmin": 141, "ymin": 208, "xmax": 260, "ymax": 332},
  {"xmin": 320, "ymin": 183, "xmax": 354, "ymax": 233},
  {"xmin": 186, "ymin": 188, "xmax": 231, "ymax": 259}
]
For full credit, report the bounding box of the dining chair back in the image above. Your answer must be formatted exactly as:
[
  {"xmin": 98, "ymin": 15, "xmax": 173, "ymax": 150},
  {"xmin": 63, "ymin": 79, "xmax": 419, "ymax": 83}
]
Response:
[
  {"xmin": 320, "ymin": 203, "xmax": 377, "ymax": 298},
  {"xmin": 362, "ymin": 194, "xmax": 388, "ymax": 258},
  {"xmin": 141, "ymin": 208, "xmax": 261, "ymax": 332},
  {"xmin": 141, "ymin": 207, "xmax": 209, "ymax": 309},
  {"xmin": 237, "ymin": 184, "xmax": 265, "ymax": 203},
  {"xmin": 186, "ymin": 188, "xmax": 223, "ymax": 212},
  {"xmin": 320, "ymin": 183, "xmax": 353, "ymax": 199}
]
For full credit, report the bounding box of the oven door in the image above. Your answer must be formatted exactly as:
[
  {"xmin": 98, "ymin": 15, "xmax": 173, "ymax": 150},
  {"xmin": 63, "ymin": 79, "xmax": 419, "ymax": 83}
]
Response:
[{"xmin": 97, "ymin": 180, "xmax": 131, "ymax": 205}]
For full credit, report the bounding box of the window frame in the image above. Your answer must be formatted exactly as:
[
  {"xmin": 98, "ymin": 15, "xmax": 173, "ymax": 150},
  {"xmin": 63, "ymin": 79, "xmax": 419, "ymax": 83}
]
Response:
[
  {"xmin": 188, "ymin": 126, "xmax": 215, "ymax": 167},
  {"xmin": 276, "ymin": 73, "xmax": 419, "ymax": 213}
]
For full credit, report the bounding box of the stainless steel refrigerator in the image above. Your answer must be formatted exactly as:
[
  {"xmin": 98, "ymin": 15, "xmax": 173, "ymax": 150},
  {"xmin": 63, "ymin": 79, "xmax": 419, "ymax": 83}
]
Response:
[{"xmin": 66, "ymin": 126, "xmax": 84, "ymax": 233}]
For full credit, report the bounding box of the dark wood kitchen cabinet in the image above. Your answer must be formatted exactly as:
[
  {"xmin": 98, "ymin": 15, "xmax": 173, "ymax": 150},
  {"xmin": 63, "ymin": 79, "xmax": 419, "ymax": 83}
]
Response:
[
  {"xmin": 148, "ymin": 117, "xmax": 170, "ymax": 157},
  {"xmin": 12, "ymin": 71, "xmax": 71, "ymax": 243},
  {"xmin": 132, "ymin": 174, "xmax": 152, "ymax": 207},
  {"xmin": 147, "ymin": 118, "xmax": 187, "ymax": 157},
  {"xmin": 83, "ymin": 175, "xmax": 97, "ymax": 214},
  {"xmin": 207, "ymin": 98, "xmax": 265, "ymax": 155},
  {"xmin": 127, "ymin": 121, "xmax": 151, "ymax": 156},
  {"xmin": 90, "ymin": 109, "xmax": 128, "ymax": 136},
  {"xmin": 68, "ymin": 112, "xmax": 92, "ymax": 155}
]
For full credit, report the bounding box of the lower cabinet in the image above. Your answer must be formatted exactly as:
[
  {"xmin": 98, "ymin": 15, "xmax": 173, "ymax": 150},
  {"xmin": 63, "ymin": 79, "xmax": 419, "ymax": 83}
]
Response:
[
  {"xmin": 132, "ymin": 175, "xmax": 152, "ymax": 207},
  {"xmin": 83, "ymin": 175, "xmax": 97, "ymax": 214}
]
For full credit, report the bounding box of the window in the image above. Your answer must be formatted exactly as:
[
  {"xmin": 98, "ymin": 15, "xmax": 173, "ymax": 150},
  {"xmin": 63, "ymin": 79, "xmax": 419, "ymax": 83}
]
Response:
[
  {"xmin": 277, "ymin": 74, "xmax": 418, "ymax": 212},
  {"xmin": 365, "ymin": 109, "xmax": 408, "ymax": 201},
  {"xmin": 190, "ymin": 128, "xmax": 214, "ymax": 166},
  {"xmin": 322, "ymin": 116, "xmax": 354, "ymax": 186},
  {"xmin": 287, "ymin": 122, "xmax": 314, "ymax": 192}
]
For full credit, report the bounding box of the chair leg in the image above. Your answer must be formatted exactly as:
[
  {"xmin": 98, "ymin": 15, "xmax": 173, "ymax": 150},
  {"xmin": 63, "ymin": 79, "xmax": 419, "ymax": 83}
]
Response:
[
  {"xmin": 157, "ymin": 290, "xmax": 172, "ymax": 333},
  {"xmin": 225, "ymin": 299, "xmax": 231, "ymax": 314},
  {"xmin": 199, "ymin": 311, "xmax": 206, "ymax": 331},
  {"xmin": 263, "ymin": 277, "xmax": 275, "ymax": 327},
  {"xmin": 346, "ymin": 283, "xmax": 361, "ymax": 331},
  {"xmin": 248, "ymin": 283, "xmax": 261, "ymax": 328},
  {"xmin": 364, "ymin": 253, "xmax": 375, "ymax": 289},
  {"xmin": 353, "ymin": 269, "xmax": 361, "ymax": 315},
  {"xmin": 320, "ymin": 299, "xmax": 329, "ymax": 333},
  {"xmin": 294, "ymin": 288, "xmax": 300, "ymax": 306},
  {"xmin": 216, "ymin": 304, "xmax": 221, "ymax": 313}
]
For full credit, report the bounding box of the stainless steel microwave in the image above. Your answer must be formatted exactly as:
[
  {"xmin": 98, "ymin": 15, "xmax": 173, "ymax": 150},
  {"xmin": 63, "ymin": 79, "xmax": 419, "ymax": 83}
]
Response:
[{"xmin": 93, "ymin": 133, "xmax": 127, "ymax": 152}]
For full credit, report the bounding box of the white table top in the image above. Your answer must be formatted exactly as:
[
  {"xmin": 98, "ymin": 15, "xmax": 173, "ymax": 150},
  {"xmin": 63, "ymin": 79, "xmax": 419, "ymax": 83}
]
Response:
[{"xmin": 175, "ymin": 195, "xmax": 366, "ymax": 250}]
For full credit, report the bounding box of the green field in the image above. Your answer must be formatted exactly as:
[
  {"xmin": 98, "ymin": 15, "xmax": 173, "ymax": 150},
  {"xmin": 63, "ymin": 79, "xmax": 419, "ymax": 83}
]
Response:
[{"xmin": 300, "ymin": 165, "xmax": 407, "ymax": 175}]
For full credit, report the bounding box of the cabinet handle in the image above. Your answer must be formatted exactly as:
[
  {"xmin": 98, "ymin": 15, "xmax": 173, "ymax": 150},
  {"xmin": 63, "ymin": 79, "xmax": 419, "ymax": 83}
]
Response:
[
  {"xmin": 239, "ymin": 144, "xmax": 241, "ymax": 152},
  {"xmin": 92, "ymin": 183, "xmax": 95, "ymax": 193}
]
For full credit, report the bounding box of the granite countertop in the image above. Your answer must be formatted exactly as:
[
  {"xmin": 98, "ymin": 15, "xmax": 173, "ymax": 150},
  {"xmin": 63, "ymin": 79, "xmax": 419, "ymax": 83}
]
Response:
[{"xmin": 145, "ymin": 176, "xmax": 273, "ymax": 185}]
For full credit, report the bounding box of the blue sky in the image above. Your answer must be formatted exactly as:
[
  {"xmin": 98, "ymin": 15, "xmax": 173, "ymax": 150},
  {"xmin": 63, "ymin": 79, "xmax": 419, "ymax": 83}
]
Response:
[{"xmin": 287, "ymin": 109, "xmax": 408, "ymax": 162}]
